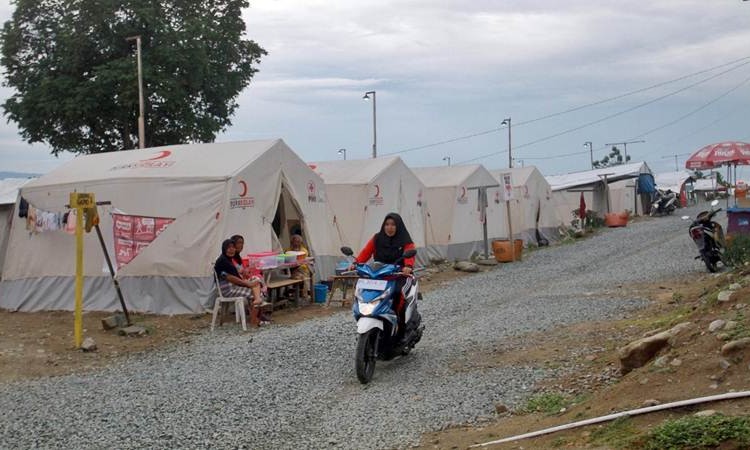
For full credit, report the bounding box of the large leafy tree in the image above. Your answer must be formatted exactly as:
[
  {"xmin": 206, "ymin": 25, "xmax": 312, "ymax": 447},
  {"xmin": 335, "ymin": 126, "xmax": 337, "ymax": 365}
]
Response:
[{"xmin": 1, "ymin": 0, "xmax": 266, "ymax": 155}]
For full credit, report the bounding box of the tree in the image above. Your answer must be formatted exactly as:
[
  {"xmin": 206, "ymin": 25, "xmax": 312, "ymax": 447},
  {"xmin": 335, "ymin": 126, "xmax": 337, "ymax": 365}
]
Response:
[
  {"xmin": 592, "ymin": 146, "xmax": 631, "ymax": 169},
  {"xmin": 1, "ymin": 0, "xmax": 266, "ymax": 155}
]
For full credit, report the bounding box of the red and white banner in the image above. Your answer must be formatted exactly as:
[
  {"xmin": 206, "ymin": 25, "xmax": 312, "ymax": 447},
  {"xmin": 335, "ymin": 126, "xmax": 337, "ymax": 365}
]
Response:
[{"xmin": 112, "ymin": 213, "xmax": 174, "ymax": 268}]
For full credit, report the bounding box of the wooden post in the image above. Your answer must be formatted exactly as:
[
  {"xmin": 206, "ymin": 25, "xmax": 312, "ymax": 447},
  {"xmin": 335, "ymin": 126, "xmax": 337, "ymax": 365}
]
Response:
[{"xmin": 506, "ymin": 200, "xmax": 515, "ymax": 261}]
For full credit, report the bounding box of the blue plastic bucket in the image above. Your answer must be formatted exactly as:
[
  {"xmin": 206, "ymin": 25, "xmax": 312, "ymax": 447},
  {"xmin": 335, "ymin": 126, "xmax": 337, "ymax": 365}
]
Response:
[{"xmin": 313, "ymin": 284, "xmax": 328, "ymax": 303}]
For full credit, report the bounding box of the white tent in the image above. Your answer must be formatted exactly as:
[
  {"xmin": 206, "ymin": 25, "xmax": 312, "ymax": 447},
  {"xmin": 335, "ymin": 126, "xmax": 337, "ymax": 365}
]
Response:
[
  {"xmin": 490, "ymin": 166, "xmax": 564, "ymax": 245},
  {"xmin": 546, "ymin": 162, "xmax": 654, "ymax": 219},
  {"xmin": 412, "ymin": 165, "xmax": 504, "ymax": 260},
  {"xmin": 0, "ymin": 139, "xmax": 340, "ymax": 314},
  {"xmin": 655, "ymin": 170, "xmax": 696, "ymax": 206},
  {"xmin": 0, "ymin": 178, "xmax": 32, "ymax": 279},
  {"xmin": 309, "ymin": 157, "xmax": 426, "ymax": 254}
]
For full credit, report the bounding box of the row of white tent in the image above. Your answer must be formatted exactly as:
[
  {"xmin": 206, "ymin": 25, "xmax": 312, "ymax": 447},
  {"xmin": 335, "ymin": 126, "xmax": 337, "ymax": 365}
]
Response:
[{"xmin": 0, "ymin": 139, "xmax": 662, "ymax": 314}]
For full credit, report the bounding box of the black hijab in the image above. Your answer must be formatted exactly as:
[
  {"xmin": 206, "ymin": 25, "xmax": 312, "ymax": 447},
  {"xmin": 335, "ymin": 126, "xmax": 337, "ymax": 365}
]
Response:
[
  {"xmin": 373, "ymin": 212, "xmax": 413, "ymax": 264},
  {"xmin": 215, "ymin": 239, "xmax": 240, "ymax": 278}
]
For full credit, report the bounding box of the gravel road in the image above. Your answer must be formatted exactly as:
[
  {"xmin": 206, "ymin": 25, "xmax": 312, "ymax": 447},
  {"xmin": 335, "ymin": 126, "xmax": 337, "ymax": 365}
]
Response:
[{"xmin": 0, "ymin": 204, "xmax": 722, "ymax": 449}]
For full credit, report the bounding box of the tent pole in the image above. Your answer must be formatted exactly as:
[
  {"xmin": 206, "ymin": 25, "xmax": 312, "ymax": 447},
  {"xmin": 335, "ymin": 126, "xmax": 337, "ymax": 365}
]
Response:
[{"xmin": 94, "ymin": 223, "xmax": 132, "ymax": 326}]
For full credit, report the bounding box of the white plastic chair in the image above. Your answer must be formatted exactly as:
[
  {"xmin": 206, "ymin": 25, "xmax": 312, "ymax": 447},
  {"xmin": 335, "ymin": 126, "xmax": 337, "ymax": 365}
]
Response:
[{"xmin": 211, "ymin": 271, "xmax": 248, "ymax": 331}]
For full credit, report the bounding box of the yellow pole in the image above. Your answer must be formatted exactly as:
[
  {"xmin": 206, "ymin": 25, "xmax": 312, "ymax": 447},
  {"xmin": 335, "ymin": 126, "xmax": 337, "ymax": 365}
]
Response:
[{"xmin": 74, "ymin": 203, "xmax": 84, "ymax": 348}]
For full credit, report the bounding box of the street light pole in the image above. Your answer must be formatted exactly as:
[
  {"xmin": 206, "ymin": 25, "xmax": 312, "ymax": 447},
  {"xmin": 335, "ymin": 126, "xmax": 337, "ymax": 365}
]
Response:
[
  {"xmin": 363, "ymin": 91, "xmax": 377, "ymax": 158},
  {"xmin": 126, "ymin": 35, "xmax": 145, "ymax": 149},
  {"xmin": 501, "ymin": 117, "xmax": 512, "ymax": 168},
  {"xmin": 584, "ymin": 141, "xmax": 593, "ymax": 168},
  {"xmin": 337, "ymin": 148, "xmax": 347, "ymax": 160},
  {"xmin": 443, "ymin": 156, "xmax": 451, "ymax": 166}
]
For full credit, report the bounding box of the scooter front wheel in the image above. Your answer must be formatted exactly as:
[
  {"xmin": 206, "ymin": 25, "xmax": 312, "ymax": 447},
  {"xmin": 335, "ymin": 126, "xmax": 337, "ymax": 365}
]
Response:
[
  {"xmin": 703, "ymin": 255, "xmax": 718, "ymax": 273},
  {"xmin": 355, "ymin": 328, "xmax": 378, "ymax": 384}
]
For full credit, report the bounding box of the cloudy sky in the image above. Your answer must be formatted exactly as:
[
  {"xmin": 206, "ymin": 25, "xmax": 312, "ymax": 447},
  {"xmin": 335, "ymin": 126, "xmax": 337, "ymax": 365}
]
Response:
[{"xmin": 1, "ymin": 0, "xmax": 750, "ymax": 177}]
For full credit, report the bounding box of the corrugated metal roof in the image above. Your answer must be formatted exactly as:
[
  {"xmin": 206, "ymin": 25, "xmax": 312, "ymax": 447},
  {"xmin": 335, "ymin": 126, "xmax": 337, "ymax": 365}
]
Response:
[{"xmin": 546, "ymin": 162, "xmax": 652, "ymax": 191}]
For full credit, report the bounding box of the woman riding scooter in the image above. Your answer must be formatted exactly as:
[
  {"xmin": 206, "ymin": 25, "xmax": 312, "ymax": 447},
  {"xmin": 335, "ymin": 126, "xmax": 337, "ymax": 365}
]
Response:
[{"xmin": 351, "ymin": 213, "xmax": 415, "ymax": 336}]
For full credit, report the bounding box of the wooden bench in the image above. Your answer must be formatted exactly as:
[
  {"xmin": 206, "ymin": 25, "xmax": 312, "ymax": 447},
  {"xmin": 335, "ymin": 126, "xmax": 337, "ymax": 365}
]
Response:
[
  {"xmin": 326, "ymin": 275, "xmax": 359, "ymax": 307},
  {"xmin": 266, "ymin": 278, "xmax": 304, "ymax": 309}
]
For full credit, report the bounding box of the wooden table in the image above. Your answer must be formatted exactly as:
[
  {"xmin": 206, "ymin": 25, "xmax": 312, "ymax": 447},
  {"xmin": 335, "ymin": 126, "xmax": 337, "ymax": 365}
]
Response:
[
  {"xmin": 326, "ymin": 275, "xmax": 359, "ymax": 307},
  {"xmin": 260, "ymin": 258, "xmax": 314, "ymax": 309}
]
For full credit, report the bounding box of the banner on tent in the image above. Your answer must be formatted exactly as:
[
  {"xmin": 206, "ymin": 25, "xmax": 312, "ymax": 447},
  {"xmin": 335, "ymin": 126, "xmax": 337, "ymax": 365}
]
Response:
[{"xmin": 112, "ymin": 213, "xmax": 174, "ymax": 268}]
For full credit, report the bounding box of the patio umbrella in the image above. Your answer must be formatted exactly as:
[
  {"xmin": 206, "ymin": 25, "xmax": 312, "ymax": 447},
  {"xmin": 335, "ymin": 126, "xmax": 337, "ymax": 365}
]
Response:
[{"xmin": 685, "ymin": 141, "xmax": 750, "ymax": 170}]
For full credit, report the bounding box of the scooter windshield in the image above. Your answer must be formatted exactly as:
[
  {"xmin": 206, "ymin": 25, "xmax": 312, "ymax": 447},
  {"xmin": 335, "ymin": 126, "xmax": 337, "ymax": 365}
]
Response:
[{"xmin": 356, "ymin": 262, "xmax": 399, "ymax": 278}]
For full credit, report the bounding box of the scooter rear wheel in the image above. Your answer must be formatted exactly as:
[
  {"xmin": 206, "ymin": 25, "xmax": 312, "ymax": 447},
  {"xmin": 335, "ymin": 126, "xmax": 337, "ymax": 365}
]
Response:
[
  {"xmin": 355, "ymin": 329, "xmax": 378, "ymax": 384},
  {"xmin": 703, "ymin": 256, "xmax": 718, "ymax": 273}
]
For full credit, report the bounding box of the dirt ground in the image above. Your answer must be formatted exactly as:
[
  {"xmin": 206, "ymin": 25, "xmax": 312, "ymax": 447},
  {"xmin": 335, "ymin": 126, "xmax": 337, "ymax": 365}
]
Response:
[
  {"xmin": 417, "ymin": 270, "xmax": 750, "ymax": 449},
  {"xmin": 0, "ymin": 261, "xmax": 469, "ymax": 383}
]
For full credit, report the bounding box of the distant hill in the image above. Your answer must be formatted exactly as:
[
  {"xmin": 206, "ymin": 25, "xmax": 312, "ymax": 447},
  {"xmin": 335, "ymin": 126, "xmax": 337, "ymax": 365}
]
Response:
[{"xmin": 0, "ymin": 171, "xmax": 40, "ymax": 179}]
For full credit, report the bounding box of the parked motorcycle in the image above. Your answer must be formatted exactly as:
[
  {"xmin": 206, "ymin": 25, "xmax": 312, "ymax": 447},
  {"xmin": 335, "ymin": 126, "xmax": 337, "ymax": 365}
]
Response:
[
  {"xmin": 340, "ymin": 246, "xmax": 424, "ymax": 384},
  {"xmin": 650, "ymin": 188, "xmax": 678, "ymax": 216},
  {"xmin": 683, "ymin": 199, "xmax": 725, "ymax": 273}
]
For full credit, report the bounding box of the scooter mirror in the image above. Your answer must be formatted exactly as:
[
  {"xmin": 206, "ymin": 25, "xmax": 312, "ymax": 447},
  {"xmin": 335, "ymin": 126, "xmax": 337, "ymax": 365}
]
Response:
[
  {"xmin": 340, "ymin": 246, "xmax": 354, "ymax": 256},
  {"xmin": 681, "ymin": 216, "xmax": 690, "ymax": 220},
  {"xmin": 711, "ymin": 199, "xmax": 720, "ymax": 207}
]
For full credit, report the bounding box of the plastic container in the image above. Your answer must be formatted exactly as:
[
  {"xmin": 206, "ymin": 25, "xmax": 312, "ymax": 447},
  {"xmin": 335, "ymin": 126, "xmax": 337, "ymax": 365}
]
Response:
[
  {"xmin": 313, "ymin": 283, "xmax": 328, "ymax": 303},
  {"xmin": 335, "ymin": 261, "xmax": 350, "ymax": 275},
  {"xmin": 492, "ymin": 239, "xmax": 523, "ymax": 262},
  {"xmin": 604, "ymin": 212, "xmax": 628, "ymax": 228},
  {"xmin": 283, "ymin": 253, "xmax": 297, "ymax": 263},
  {"xmin": 286, "ymin": 250, "xmax": 306, "ymax": 260}
]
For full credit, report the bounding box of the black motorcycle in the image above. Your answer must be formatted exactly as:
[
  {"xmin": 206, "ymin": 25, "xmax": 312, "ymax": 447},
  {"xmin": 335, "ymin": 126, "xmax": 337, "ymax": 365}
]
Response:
[{"xmin": 685, "ymin": 200, "xmax": 724, "ymax": 272}]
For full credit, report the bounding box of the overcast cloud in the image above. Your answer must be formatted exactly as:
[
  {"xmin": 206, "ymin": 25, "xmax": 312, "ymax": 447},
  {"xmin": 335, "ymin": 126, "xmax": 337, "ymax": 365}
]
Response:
[{"xmin": 1, "ymin": 0, "xmax": 750, "ymax": 176}]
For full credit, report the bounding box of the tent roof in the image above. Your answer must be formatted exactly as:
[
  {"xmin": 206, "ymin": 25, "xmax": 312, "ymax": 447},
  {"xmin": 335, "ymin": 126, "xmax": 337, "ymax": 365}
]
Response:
[
  {"xmin": 308, "ymin": 157, "xmax": 401, "ymax": 184},
  {"xmin": 655, "ymin": 171, "xmax": 695, "ymax": 191},
  {"xmin": 546, "ymin": 162, "xmax": 652, "ymax": 191},
  {"xmin": 490, "ymin": 166, "xmax": 541, "ymax": 186},
  {"xmin": 0, "ymin": 178, "xmax": 31, "ymax": 205},
  {"xmin": 23, "ymin": 139, "xmax": 284, "ymax": 188},
  {"xmin": 412, "ymin": 165, "xmax": 496, "ymax": 188}
]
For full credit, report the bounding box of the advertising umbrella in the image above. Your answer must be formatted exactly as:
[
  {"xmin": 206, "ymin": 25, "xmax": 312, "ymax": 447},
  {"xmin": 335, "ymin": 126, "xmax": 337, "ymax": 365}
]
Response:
[{"xmin": 685, "ymin": 141, "xmax": 750, "ymax": 170}]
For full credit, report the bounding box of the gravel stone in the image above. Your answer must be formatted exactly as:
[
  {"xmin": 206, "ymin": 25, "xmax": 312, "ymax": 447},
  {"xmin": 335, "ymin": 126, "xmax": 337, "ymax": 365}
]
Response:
[{"xmin": 0, "ymin": 204, "xmax": 719, "ymax": 449}]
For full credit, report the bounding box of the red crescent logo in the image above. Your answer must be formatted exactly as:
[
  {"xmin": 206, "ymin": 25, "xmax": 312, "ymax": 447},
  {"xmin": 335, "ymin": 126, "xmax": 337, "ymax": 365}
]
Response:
[
  {"xmin": 374, "ymin": 184, "xmax": 381, "ymax": 197},
  {"xmin": 238, "ymin": 180, "xmax": 248, "ymax": 197},
  {"xmin": 142, "ymin": 150, "xmax": 172, "ymax": 161}
]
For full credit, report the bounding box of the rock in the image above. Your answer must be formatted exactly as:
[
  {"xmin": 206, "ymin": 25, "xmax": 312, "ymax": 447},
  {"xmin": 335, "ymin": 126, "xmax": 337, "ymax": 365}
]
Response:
[
  {"xmin": 118, "ymin": 325, "xmax": 148, "ymax": 337},
  {"xmin": 476, "ymin": 259, "xmax": 498, "ymax": 266},
  {"xmin": 670, "ymin": 358, "xmax": 682, "ymax": 367},
  {"xmin": 694, "ymin": 409, "xmax": 718, "ymax": 417},
  {"xmin": 735, "ymin": 303, "xmax": 747, "ymax": 310},
  {"xmin": 653, "ymin": 355, "xmax": 669, "ymax": 367},
  {"xmin": 453, "ymin": 261, "xmax": 480, "ymax": 273},
  {"xmin": 725, "ymin": 320, "xmax": 738, "ymax": 331},
  {"xmin": 708, "ymin": 319, "xmax": 726, "ymax": 333},
  {"xmin": 429, "ymin": 257, "xmax": 447, "ymax": 265},
  {"xmin": 494, "ymin": 404, "xmax": 508, "ymax": 414},
  {"xmin": 618, "ymin": 322, "xmax": 692, "ymax": 374},
  {"xmin": 729, "ymin": 283, "xmax": 742, "ymax": 291},
  {"xmin": 101, "ymin": 313, "xmax": 127, "ymax": 330},
  {"xmin": 718, "ymin": 291, "xmax": 733, "ymax": 302},
  {"xmin": 80, "ymin": 337, "xmax": 97, "ymax": 352},
  {"xmin": 642, "ymin": 399, "xmax": 660, "ymax": 407},
  {"xmin": 721, "ymin": 338, "xmax": 750, "ymax": 356},
  {"xmin": 719, "ymin": 358, "xmax": 732, "ymax": 370},
  {"xmin": 717, "ymin": 333, "xmax": 732, "ymax": 341}
]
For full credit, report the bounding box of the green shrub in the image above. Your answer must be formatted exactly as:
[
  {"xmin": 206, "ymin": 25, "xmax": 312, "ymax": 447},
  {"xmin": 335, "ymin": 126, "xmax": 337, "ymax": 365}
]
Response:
[
  {"xmin": 523, "ymin": 392, "xmax": 567, "ymax": 415},
  {"xmin": 723, "ymin": 234, "xmax": 750, "ymax": 267},
  {"xmin": 642, "ymin": 414, "xmax": 750, "ymax": 450}
]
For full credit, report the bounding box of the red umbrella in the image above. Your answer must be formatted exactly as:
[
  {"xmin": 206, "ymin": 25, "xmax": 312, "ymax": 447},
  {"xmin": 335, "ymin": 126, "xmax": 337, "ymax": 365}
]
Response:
[{"xmin": 685, "ymin": 141, "xmax": 750, "ymax": 170}]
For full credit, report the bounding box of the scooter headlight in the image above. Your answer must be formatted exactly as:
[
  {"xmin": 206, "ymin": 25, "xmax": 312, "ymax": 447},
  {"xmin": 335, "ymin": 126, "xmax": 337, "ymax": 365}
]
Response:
[{"xmin": 358, "ymin": 301, "xmax": 379, "ymax": 316}]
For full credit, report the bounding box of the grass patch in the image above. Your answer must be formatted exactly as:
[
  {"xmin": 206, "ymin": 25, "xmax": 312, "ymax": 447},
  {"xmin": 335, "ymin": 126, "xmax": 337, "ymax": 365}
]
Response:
[
  {"xmin": 589, "ymin": 417, "xmax": 639, "ymax": 449},
  {"xmin": 523, "ymin": 392, "xmax": 567, "ymax": 415},
  {"xmin": 723, "ymin": 235, "xmax": 750, "ymax": 268},
  {"xmin": 641, "ymin": 414, "xmax": 750, "ymax": 450}
]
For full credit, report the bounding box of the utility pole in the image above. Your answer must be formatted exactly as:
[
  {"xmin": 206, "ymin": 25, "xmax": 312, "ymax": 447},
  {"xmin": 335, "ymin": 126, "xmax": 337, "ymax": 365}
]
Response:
[
  {"xmin": 605, "ymin": 140, "xmax": 645, "ymax": 162},
  {"xmin": 126, "ymin": 35, "xmax": 145, "ymax": 149},
  {"xmin": 584, "ymin": 141, "xmax": 593, "ymax": 169},
  {"xmin": 501, "ymin": 118, "xmax": 512, "ymax": 168},
  {"xmin": 662, "ymin": 153, "xmax": 691, "ymax": 172}
]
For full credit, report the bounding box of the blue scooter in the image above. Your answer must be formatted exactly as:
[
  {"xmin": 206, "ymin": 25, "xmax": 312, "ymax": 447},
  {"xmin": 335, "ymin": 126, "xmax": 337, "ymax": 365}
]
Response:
[{"xmin": 340, "ymin": 247, "xmax": 424, "ymax": 384}]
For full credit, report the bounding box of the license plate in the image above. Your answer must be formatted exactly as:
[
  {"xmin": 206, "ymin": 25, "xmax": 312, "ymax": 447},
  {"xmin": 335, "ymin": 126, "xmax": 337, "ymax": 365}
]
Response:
[{"xmin": 356, "ymin": 279, "xmax": 387, "ymax": 291}]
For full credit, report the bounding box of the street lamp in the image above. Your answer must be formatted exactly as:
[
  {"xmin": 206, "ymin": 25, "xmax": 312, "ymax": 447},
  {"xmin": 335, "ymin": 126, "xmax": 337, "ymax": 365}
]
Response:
[
  {"xmin": 584, "ymin": 141, "xmax": 593, "ymax": 169},
  {"xmin": 363, "ymin": 91, "xmax": 377, "ymax": 158},
  {"xmin": 442, "ymin": 156, "xmax": 451, "ymax": 166},
  {"xmin": 337, "ymin": 148, "xmax": 347, "ymax": 160},
  {"xmin": 125, "ymin": 35, "xmax": 145, "ymax": 149},
  {"xmin": 501, "ymin": 117, "xmax": 512, "ymax": 168}
]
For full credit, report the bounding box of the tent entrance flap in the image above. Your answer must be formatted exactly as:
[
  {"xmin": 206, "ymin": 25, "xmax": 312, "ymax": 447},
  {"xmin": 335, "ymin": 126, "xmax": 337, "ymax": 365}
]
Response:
[{"xmin": 273, "ymin": 182, "xmax": 306, "ymax": 252}]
